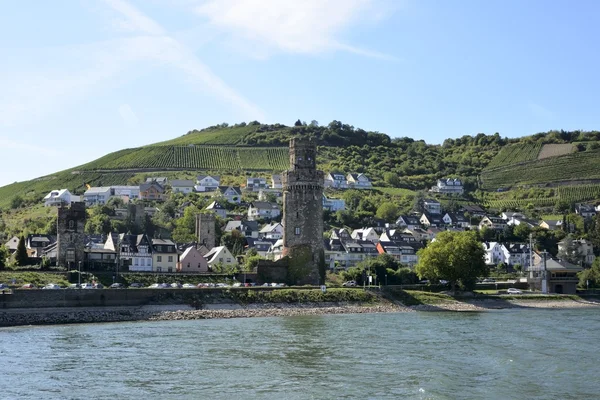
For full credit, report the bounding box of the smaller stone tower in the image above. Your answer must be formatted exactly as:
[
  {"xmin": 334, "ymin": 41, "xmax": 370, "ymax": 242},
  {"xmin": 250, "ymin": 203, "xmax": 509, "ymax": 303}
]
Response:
[
  {"xmin": 57, "ymin": 202, "xmax": 86, "ymax": 268},
  {"xmin": 195, "ymin": 213, "xmax": 216, "ymax": 249},
  {"xmin": 282, "ymin": 137, "xmax": 325, "ymax": 285}
]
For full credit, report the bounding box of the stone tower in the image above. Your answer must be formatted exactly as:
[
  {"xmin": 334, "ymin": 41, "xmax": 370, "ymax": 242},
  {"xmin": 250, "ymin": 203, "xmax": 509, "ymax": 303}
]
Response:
[
  {"xmin": 57, "ymin": 202, "xmax": 86, "ymax": 268},
  {"xmin": 195, "ymin": 213, "xmax": 216, "ymax": 249},
  {"xmin": 282, "ymin": 137, "xmax": 325, "ymax": 285}
]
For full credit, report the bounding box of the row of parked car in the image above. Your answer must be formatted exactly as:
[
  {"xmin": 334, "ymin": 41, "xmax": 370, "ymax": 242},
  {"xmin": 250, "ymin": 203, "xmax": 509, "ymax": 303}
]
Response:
[{"xmin": 5, "ymin": 282, "xmax": 287, "ymax": 290}]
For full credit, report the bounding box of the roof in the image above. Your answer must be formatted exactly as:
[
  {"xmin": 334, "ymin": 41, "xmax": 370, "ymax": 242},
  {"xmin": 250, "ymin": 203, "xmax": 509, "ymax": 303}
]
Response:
[
  {"xmin": 146, "ymin": 177, "xmax": 167, "ymax": 183},
  {"xmin": 197, "ymin": 175, "xmax": 220, "ymax": 181},
  {"xmin": 271, "ymin": 174, "xmax": 282, "ymax": 183},
  {"xmin": 533, "ymin": 256, "xmax": 583, "ymax": 272},
  {"xmin": 250, "ymin": 201, "xmax": 279, "ymax": 209},
  {"xmin": 260, "ymin": 222, "xmax": 282, "ymax": 233},
  {"xmin": 217, "ymin": 185, "xmax": 242, "ymax": 195},
  {"xmin": 44, "ymin": 189, "xmax": 70, "ymax": 200},
  {"xmin": 139, "ymin": 182, "xmax": 165, "ymax": 192},
  {"xmin": 206, "ymin": 201, "xmax": 226, "ymax": 210},
  {"xmin": 84, "ymin": 186, "xmax": 112, "ymax": 195},
  {"xmin": 152, "ymin": 238, "xmax": 175, "ymax": 245},
  {"xmin": 170, "ymin": 179, "xmax": 195, "ymax": 187},
  {"xmin": 423, "ymin": 198, "xmax": 440, "ymax": 204}
]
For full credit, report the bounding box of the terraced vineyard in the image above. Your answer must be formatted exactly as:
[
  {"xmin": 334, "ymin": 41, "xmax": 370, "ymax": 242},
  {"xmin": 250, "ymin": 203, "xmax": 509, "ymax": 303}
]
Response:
[
  {"xmin": 557, "ymin": 184, "xmax": 600, "ymax": 204},
  {"xmin": 485, "ymin": 143, "xmax": 542, "ymax": 169},
  {"xmin": 485, "ymin": 197, "xmax": 557, "ymax": 210},
  {"xmin": 537, "ymin": 143, "xmax": 574, "ymax": 159},
  {"xmin": 79, "ymin": 146, "xmax": 289, "ymax": 172},
  {"xmin": 480, "ymin": 149, "xmax": 600, "ymax": 189}
]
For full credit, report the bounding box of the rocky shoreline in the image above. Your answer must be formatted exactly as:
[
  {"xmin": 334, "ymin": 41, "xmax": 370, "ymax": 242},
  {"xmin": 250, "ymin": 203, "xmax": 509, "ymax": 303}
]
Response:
[{"xmin": 1, "ymin": 298, "xmax": 599, "ymax": 327}]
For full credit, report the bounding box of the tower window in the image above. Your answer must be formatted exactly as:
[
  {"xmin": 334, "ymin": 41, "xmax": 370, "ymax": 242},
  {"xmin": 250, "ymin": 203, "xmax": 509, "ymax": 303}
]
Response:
[{"xmin": 295, "ymin": 227, "xmax": 301, "ymax": 235}]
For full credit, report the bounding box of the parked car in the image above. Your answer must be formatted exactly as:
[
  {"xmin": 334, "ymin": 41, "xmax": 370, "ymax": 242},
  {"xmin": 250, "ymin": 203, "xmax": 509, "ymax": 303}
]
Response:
[
  {"xmin": 182, "ymin": 283, "xmax": 196, "ymax": 289},
  {"xmin": 0, "ymin": 283, "xmax": 10, "ymax": 290},
  {"xmin": 342, "ymin": 281, "xmax": 357, "ymax": 287},
  {"xmin": 20, "ymin": 283, "xmax": 37, "ymax": 289},
  {"xmin": 507, "ymin": 288, "xmax": 522, "ymax": 294},
  {"xmin": 67, "ymin": 283, "xmax": 81, "ymax": 289},
  {"xmin": 129, "ymin": 282, "xmax": 143, "ymax": 288},
  {"xmin": 170, "ymin": 282, "xmax": 182, "ymax": 289},
  {"xmin": 109, "ymin": 283, "xmax": 125, "ymax": 289},
  {"xmin": 81, "ymin": 283, "xmax": 95, "ymax": 289},
  {"xmin": 232, "ymin": 282, "xmax": 242, "ymax": 287},
  {"xmin": 94, "ymin": 283, "xmax": 104, "ymax": 289},
  {"xmin": 148, "ymin": 283, "xmax": 160, "ymax": 288},
  {"xmin": 482, "ymin": 278, "xmax": 496, "ymax": 283},
  {"xmin": 42, "ymin": 283, "xmax": 61, "ymax": 290}
]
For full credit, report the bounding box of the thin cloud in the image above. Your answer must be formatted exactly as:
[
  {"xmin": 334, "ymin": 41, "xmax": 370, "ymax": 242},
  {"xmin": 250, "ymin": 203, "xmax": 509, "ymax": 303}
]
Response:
[
  {"xmin": 0, "ymin": 136, "xmax": 58, "ymax": 156},
  {"xmin": 193, "ymin": 0, "xmax": 395, "ymax": 59},
  {"xmin": 528, "ymin": 102, "xmax": 553, "ymax": 120},
  {"xmin": 119, "ymin": 103, "xmax": 139, "ymax": 126}
]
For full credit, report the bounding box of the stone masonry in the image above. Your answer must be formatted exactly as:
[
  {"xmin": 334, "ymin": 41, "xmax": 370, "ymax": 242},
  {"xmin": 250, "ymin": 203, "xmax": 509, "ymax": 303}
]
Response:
[
  {"xmin": 282, "ymin": 137, "xmax": 325, "ymax": 285},
  {"xmin": 195, "ymin": 213, "xmax": 216, "ymax": 250},
  {"xmin": 57, "ymin": 202, "xmax": 86, "ymax": 268}
]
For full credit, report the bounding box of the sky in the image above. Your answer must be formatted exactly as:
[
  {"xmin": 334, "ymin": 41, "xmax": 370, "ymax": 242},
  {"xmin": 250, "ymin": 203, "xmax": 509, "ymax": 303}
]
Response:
[{"xmin": 1, "ymin": 0, "xmax": 600, "ymax": 187}]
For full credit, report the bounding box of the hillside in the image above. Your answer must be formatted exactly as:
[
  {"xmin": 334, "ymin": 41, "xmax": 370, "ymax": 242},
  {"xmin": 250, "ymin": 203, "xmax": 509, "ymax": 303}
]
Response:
[{"xmin": 2, "ymin": 122, "xmax": 600, "ymax": 212}]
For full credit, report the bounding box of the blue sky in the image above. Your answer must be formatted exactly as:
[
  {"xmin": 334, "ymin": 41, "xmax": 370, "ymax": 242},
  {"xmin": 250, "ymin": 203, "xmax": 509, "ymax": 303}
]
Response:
[{"xmin": 1, "ymin": 0, "xmax": 599, "ymax": 187}]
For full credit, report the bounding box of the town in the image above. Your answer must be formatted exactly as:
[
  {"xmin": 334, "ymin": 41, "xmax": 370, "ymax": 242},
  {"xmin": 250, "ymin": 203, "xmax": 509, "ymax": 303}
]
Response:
[{"xmin": 2, "ymin": 138, "xmax": 599, "ymax": 295}]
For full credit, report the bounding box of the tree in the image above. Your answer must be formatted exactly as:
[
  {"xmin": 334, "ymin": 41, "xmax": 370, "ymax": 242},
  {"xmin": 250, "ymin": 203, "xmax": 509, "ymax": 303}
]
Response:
[
  {"xmin": 416, "ymin": 231, "xmax": 487, "ymax": 291},
  {"xmin": 0, "ymin": 245, "xmax": 8, "ymax": 270},
  {"xmin": 383, "ymin": 172, "xmax": 401, "ymax": 187},
  {"xmin": 579, "ymin": 257, "xmax": 600, "ymax": 288},
  {"xmin": 557, "ymin": 235, "xmax": 582, "ymax": 265},
  {"xmin": 376, "ymin": 202, "xmax": 399, "ymax": 221},
  {"xmin": 513, "ymin": 223, "xmax": 532, "ymax": 242},
  {"xmin": 10, "ymin": 195, "xmax": 24, "ymax": 209},
  {"xmin": 220, "ymin": 230, "xmax": 246, "ymax": 257},
  {"xmin": 294, "ymin": 119, "xmax": 303, "ymax": 127},
  {"xmin": 15, "ymin": 236, "xmax": 29, "ymax": 266}
]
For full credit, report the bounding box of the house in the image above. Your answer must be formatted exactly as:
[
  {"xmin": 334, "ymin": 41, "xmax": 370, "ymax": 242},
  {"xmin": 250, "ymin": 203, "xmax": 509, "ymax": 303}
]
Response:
[
  {"xmin": 4, "ymin": 236, "xmax": 20, "ymax": 254},
  {"xmin": 502, "ymin": 243, "xmax": 531, "ymax": 269},
  {"xmin": 204, "ymin": 246, "xmax": 237, "ymax": 270},
  {"xmin": 351, "ymin": 227, "xmax": 379, "ymax": 242},
  {"xmin": 506, "ymin": 216, "xmax": 538, "ymax": 228},
  {"xmin": 403, "ymin": 227, "xmax": 430, "ymax": 242},
  {"xmin": 423, "ymin": 198, "xmax": 442, "ymax": 215},
  {"xmin": 177, "ymin": 246, "xmax": 209, "ymax": 273},
  {"xmin": 146, "ymin": 177, "xmax": 167, "ymax": 185},
  {"xmin": 169, "ymin": 180, "xmax": 195, "ymax": 194},
  {"xmin": 380, "ymin": 229, "xmax": 417, "ymax": 243},
  {"xmin": 482, "ymin": 242, "xmax": 504, "ymax": 265},
  {"xmin": 271, "ymin": 174, "xmax": 283, "ymax": 189},
  {"xmin": 539, "ymin": 219, "xmax": 563, "ymax": 231},
  {"xmin": 376, "ymin": 241, "xmax": 421, "ymax": 266},
  {"xmin": 248, "ymin": 201, "xmax": 281, "ymax": 221},
  {"xmin": 109, "ymin": 233, "xmax": 153, "ymax": 272},
  {"xmin": 206, "ymin": 201, "xmax": 227, "ymax": 219},
  {"xmin": 224, "ymin": 220, "xmax": 260, "ymax": 239},
  {"xmin": 85, "ymin": 245, "xmax": 117, "ymax": 270},
  {"xmin": 420, "ymin": 212, "xmax": 443, "ymax": 227},
  {"xmin": 395, "ymin": 215, "xmax": 421, "ymax": 230},
  {"xmin": 246, "ymin": 177, "xmax": 268, "ymax": 192},
  {"xmin": 152, "ymin": 239, "xmax": 178, "ymax": 272},
  {"xmin": 111, "ymin": 186, "xmax": 140, "ymax": 201},
  {"xmin": 501, "ymin": 211, "xmax": 526, "ymax": 221},
  {"xmin": 324, "ymin": 172, "xmax": 348, "ymax": 189},
  {"xmin": 43, "ymin": 189, "xmax": 80, "ymax": 207},
  {"xmin": 83, "ymin": 187, "xmax": 112, "ymax": 205},
  {"xmin": 558, "ymin": 238, "xmax": 595, "ymax": 266},
  {"xmin": 26, "ymin": 234, "xmax": 55, "ymax": 258},
  {"xmin": 215, "ymin": 186, "xmax": 242, "ymax": 203},
  {"xmin": 575, "ymin": 203, "xmax": 597, "ymax": 219},
  {"xmin": 479, "ymin": 216, "xmax": 508, "ymax": 231},
  {"xmin": 246, "ymin": 238, "xmax": 277, "ymax": 258},
  {"xmin": 323, "ymin": 195, "xmax": 346, "ymax": 212},
  {"xmin": 432, "ymin": 178, "xmax": 464, "ymax": 195},
  {"xmin": 195, "ymin": 175, "xmax": 220, "ymax": 192},
  {"xmin": 346, "ymin": 173, "xmax": 372, "ymax": 189},
  {"xmin": 330, "ymin": 228, "xmax": 353, "ymax": 241},
  {"xmin": 442, "ymin": 212, "xmax": 470, "ymax": 228},
  {"xmin": 460, "ymin": 204, "xmax": 487, "ymax": 217},
  {"xmin": 139, "ymin": 181, "xmax": 165, "ymax": 201},
  {"xmin": 259, "ymin": 222, "xmax": 284, "ymax": 240},
  {"xmin": 528, "ymin": 254, "xmax": 583, "ymax": 294},
  {"xmin": 324, "ymin": 238, "xmax": 379, "ymax": 269}
]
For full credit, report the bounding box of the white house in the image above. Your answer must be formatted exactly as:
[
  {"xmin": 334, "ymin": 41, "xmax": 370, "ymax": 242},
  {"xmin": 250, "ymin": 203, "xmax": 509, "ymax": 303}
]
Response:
[
  {"xmin": 204, "ymin": 246, "xmax": 237, "ymax": 269},
  {"xmin": 323, "ymin": 195, "xmax": 345, "ymax": 212},
  {"xmin": 195, "ymin": 175, "xmax": 220, "ymax": 192},
  {"xmin": 206, "ymin": 201, "xmax": 227, "ymax": 219},
  {"xmin": 432, "ymin": 178, "xmax": 464, "ymax": 195},
  {"xmin": 259, "ymin": 222, "xmax": 284, "ymax": 240},
  {"xmin": 214, "ymin": 186, "xmax": 242, "ymax": 203},
  {"xmin": 170, "ymin": 179, "xmax": 195, "ymax": 194},
  {"xmin": 558, "ymin": 238, "xmax": 595, "ymax": 266},
  {"xmin": 351, "ymin": 227, "xmax": 379, "ymax": 242},
  {"xmin": 423, "ymin": 199, "xmax": 442, "ymax": 215},
  {"xmin": 248, "ymin": 201, "xmax": 281, "ymax": 221},
  {"xmin": 112, "ymin": 186, "xmax": 140, "ymax": 200},
  {"xmin": 442, "ymin": 212, "xmax": 470, "ymax": 228},
  {"xmin": 43, "ymin": 189, "xmax": 80, "ymax": 207},
  {"xmin": 396, "ymin": 215, "xmax": 421, "ymax": 230},
  {"xmin": 483, "ymin": 242, "xmax": 504, "ymax": 265},
  {"xmin": 224, "ymin": 220, "xmax": 260, "ymax": 239},
  {"xmin": 502, "ymin": 243, "xmax": 531, "ymax": 269},
  {"xmin": 346, "ymin": 173, "xmax": 372, "ymax": 189},
  {"xmin": 479, "ymin": 216, "xmax": 508, "ymax": 231},
  {"xmin": 324, "ymin": 172, "xmax": 348, "ymax": 189},
  {"xmin": 246, "ymin": 177, "xmax": 268, "ymax": 192},
  {"xmin": 83, "ymin": 187, "xmax": 113, "ymax": 206}
]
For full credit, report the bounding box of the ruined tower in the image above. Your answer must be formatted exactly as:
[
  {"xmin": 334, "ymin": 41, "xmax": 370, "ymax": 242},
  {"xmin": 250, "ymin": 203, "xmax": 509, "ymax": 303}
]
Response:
[
  {"xmin": 57, "ymin": 202, "xmax": 86, "ymax": 268},
  {"xmin": 282, "ymin": 137, "xmax": 325, "ymax": 285},
  {"xmin": 195, "ymin": 213, "xmax": 216, "ymax": 250}
]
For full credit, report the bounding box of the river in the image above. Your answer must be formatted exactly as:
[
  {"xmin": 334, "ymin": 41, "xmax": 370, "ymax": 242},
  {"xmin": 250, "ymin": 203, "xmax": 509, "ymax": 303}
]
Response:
[{"xmin": 1, "ymin": 308, "xmax": 599, "ymax": 399}]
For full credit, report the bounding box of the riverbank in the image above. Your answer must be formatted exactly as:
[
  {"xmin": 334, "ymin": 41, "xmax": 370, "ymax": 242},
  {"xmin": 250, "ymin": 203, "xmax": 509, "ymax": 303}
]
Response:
[{"xmin": 2, "ymin": 296, "xmax": 600, "ymax": 327}]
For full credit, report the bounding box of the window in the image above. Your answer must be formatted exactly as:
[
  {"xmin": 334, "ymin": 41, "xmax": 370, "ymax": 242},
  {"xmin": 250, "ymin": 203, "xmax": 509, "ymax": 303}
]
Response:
[
  {"xmin": 134, "ymin": 258, "xmax": 139, "ymax": 266},
  {"xmin": 157, "ymin": 267, "xmax": 162, "ymax": 272},
  {"xmin": 187, "ymin": 263, "xmax": 190, "ymax": 268},
  {"xmin": 295, "ymin": 227, "xmax": 301, "ymax": 235},
  {"xmin": 168, "ymin": 256, "xmax": 173, "ymax": 262},
  {"xmin": 227, "ymin": 258, "xmax": 231, "ymax": 263},
  {"xmin": 157, "ymin": 256, "xmax": 162, "ymax": 262}
]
